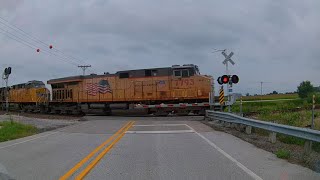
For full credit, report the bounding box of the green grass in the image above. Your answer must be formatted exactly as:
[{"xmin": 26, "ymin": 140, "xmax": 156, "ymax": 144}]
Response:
[
  {"xmin": 276, "ymin": 149, "xmax": 291, "ymax": 159},
  {"xmin": 0, "ymin": 121, "xmax": 38, "ymax": 142},
  {"xmin": 230, "ymin": 94, "xmax": 320, "ymax": 148},
  {"xmin": 231, "ymin": 99, "xmax": 305, "ymax": 113},
  {"xmin": 257, "ymin": 111, "xmax": 320, "ymax": 130},
  {"xmin": 313, "ymin": 142, "xmax": 320, "ymax": 153},
  {"xmin": 278, "ymin": 135, "xmax": 305, "ymax": 145},
  {"xmin": 242, "ymin": 94, "xmax": 298, "ymax": 101},
  {"xmin": 230, "ymin": 97, "xmax": 320, "ymax": 130}
]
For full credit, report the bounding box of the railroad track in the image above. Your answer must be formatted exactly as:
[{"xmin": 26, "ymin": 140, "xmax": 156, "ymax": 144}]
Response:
[{"xmin": 0, "ymin": 109, "xmax": 203, "ymax": 119}]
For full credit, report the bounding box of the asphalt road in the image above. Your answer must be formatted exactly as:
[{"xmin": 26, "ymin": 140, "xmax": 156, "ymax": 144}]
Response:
[{"xmin": 0, "ymin": 116, "xmax": 319, "ymax": 180}]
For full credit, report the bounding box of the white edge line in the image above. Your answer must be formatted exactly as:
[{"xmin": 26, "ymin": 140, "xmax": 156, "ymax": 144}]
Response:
[
  {"xmin": 184, "ymin": 124, "xmax": 263, "ymax": 180},
  {"xmin": 133, "ymin": 124, "xmax": 187, "ymax": 127},
  {"xmin": 0, "ymin": 121, "xmax": 90, "ymax": 150},
  {"xmin": 126, "ymin": 130, "xmax": 194, "ymax": 134},
  {"xmin": 0, "ymin": 131, "xmax": 58, "ymax": 150}
]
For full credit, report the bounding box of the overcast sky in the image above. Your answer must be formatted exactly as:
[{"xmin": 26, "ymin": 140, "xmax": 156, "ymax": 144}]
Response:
[{"xmin": 0, "ymin": 0, "xmax": 319, "ymax": 95}]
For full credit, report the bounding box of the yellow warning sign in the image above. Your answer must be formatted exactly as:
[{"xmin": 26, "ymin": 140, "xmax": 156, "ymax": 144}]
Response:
[{"xmin": 219, "ymin": 87, "xmax": 224, "ymax": 105}]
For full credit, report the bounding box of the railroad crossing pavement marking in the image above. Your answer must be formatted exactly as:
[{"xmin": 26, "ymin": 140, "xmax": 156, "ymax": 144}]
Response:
[
  {"xmin": 75, "ymin": 121, "xmax": 134, "ymax": 180},
  {"xmin": 126, "ymin": 130, "xmax": 194, "ymax": 134},
  {"xmin": 59, "ymin": 121, "xmax": 134, "ymax": 180},
  {"xmin": 132, "ymin": 124, "xmax": 190, "ymax": 127},
  {"xmin": 184, "ymin": 124, "xmax": 263, "ymax": 180},
  {"xmin": 127, "ymin": 124, "xmax": 195, "ymax": 134}
]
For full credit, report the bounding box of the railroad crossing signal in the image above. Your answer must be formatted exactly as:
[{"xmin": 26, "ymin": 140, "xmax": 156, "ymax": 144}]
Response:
[
  {"xmin": 2, "ymin": 67, "xmax": 11, "ymax": 113},
  {"xmin": 4, "ymin": 67, "xmax": 11, "ymax": 76},
  {"xmin": 217, "ymin": 75, "xmax": 239, "ymax": 85},
  {"xmin": 219, "ymin": 87, "xmax": 225, "ymax": 105}
]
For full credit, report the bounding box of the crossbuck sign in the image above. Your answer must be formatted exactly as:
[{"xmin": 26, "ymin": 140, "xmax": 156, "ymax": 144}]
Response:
[{"xmin": 222, "ymin": 51, "xmax": 235, "ymax": 65}]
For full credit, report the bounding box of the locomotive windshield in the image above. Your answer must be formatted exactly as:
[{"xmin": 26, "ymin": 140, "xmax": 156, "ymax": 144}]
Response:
[
  {"xmin": 26, "ymin": 81, "xmax": 45, "ymax": 88},
  {"xmin": 172, "ymin": 64, "xmax": 200, "ymax": 77}
]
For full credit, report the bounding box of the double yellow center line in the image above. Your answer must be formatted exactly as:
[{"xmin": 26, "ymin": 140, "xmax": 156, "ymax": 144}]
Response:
[{"xmin": 60, "ymin": 121, "xmax": 134, "ymax": 180}]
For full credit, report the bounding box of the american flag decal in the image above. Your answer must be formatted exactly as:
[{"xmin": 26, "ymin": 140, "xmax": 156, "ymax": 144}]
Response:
[{"xmin": 86, "ymin": 80, "xmax": 112, "ymax": 96}]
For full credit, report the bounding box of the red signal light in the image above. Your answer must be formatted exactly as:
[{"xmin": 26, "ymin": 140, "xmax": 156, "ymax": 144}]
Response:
[
  {"xmin": 221, "ymin": 75, "xmax": 229, "ymax": 84},
  {"xmin": 223, "ymin": 77, "xmax": 228, "ymax": 83},
  {"xmin": 49, "ymin": 45, "xmax": 53, "ymax": 49},
  {"xmin": 36, "ymin": 49, "xmax": 40, "ymax": 52}
]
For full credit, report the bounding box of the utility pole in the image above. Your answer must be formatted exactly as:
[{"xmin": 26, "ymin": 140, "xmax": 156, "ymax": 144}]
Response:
[
  {"xmin": 259, "ymin": 81, "xmax": 271, "ymax": 100},
  {"xmin": 78, "ymin": 65, "xmax": 91, "ymax": 76}
]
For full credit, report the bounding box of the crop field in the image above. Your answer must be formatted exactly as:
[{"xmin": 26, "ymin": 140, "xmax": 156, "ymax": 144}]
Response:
[{"xmin": 241, "ymin": 93, "xmax": 299, "ymax": 101}]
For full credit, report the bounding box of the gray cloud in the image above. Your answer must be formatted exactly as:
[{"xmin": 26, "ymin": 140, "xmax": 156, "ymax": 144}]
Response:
[{"xmin": 0, "ymin": 0, "xmax": 319, "ymax": 95}]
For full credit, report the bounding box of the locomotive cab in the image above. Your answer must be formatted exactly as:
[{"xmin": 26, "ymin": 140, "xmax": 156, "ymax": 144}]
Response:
[{"xmin": 172, "ymin": 64, "xmax": 200, "ymax": 78}]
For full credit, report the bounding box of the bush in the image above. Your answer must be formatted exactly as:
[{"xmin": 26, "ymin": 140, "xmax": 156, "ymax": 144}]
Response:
[
  {"xmin": 297, "ymin": 81, "xmax": 314, "ymax": 98},
  {"xmin": 278, "ymin": 135, "xmax": 305, "ymax": 145},
  {"xmin": 276, "ymin": 149, "xmax": 291, "ymax": 159},
  {"xmin": 306, "ymin": 93, "xmax": 320, "ymax": 104}
]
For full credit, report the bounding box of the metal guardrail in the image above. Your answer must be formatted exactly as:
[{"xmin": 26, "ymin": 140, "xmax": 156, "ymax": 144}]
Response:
[{"xmin": 206, "ymin": 110, "xmax": 320, "ymax": 143}]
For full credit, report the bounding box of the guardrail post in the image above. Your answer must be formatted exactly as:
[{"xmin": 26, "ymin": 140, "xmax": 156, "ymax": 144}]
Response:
[
  {"xmin": 304, "ymin": 141, "xmax": 312, "ymax": 155},
  {"xmin": 245, "ymin": 126, "xmax": 252, "ymax": 134},
  {"xmin": 268, "ymin": 132, "xmax": 277, "ymax": 143},
  {"xmin": 205, "ymin": 111, "xmax": 208, "ymax": 122},
  {"xmin": 234, "ymin": 123, "xmax": 240, "ymax": 131}
]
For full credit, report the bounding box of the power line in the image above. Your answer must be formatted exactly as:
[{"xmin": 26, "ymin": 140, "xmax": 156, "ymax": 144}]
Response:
[
  {"xmin": 0, "ymin": 17, "xmax": 88, "ymax": 64},
  {"xmin": 0, "ymin": 28, "xmax": 79, "ymax": 66},
  {"xmin": 0, "ymin": 24, "xmax": 81, "ymax": 66},
  {"xmin": 0, "ymin": 16, "xmax": 89, "ymax": 66}
]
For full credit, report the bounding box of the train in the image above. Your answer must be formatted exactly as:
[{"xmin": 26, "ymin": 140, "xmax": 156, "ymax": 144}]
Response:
[{"xmin": 1, "ymin": 64, "xmax": 218, "ymax": 115}]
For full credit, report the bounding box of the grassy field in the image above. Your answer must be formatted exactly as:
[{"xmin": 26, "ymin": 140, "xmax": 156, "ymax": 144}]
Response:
[
  {"xmin": 232, "ymin": 99, "xmax": 307, "ymax": 113},
  {"xmin": 231, "ymin": 98, "xmax": 320, "ymax": 129},
  {"xmin": 0, "ymin": 121, "xmax": 38, "ymax": 142},
  {"xmin": 242, "ymin": 93, "xmax": 298, "ymax": 101},
  {"xmin": 229, "ymin": 93, "xmax": 320, "ymax": 152}
]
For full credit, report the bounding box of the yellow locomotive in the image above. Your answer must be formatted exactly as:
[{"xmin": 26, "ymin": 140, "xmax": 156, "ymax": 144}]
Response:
[
  {"xmin": 0, "ymin": 81, "xmax": 49, "ymax": 112},
  {"xmin": 1, "ymin": 64, "xmax": 215, "ymax": 115},
  {"xmin": 47, "ymin": 64, "xmax": 213, "ymax": 115}
]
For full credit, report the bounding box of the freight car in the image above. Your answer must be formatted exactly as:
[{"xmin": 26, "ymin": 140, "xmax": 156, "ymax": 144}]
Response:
[{"xmin": 47, "ymin": 64, "xmax": 215, "ymax": 115}]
